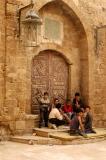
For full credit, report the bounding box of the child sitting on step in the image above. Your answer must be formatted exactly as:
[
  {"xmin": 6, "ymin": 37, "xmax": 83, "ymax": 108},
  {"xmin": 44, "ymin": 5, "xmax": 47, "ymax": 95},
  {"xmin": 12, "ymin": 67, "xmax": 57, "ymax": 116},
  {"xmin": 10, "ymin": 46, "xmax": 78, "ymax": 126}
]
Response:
[
  {"xmin": 49, "ymin": 103, "xmax": 66, "ymax": 129},
  {"xmin": 62, "ymin": 99, "xmax": 73, "ymax": 119},
  {"xmin": 70, "ymin": 108, "xmax": 87, "ymax": 137},
  {"xmin": 84, "ymin": 106, "xmax": 96, "ymax": 134}
]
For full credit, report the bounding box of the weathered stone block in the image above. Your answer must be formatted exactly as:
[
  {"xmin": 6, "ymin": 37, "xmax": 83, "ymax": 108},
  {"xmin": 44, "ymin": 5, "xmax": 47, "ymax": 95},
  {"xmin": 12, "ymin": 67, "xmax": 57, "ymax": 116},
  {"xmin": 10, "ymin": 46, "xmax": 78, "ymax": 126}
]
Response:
[{"xmin": 16, "ymin": 121, "xmax": 25, "ymax": 130}]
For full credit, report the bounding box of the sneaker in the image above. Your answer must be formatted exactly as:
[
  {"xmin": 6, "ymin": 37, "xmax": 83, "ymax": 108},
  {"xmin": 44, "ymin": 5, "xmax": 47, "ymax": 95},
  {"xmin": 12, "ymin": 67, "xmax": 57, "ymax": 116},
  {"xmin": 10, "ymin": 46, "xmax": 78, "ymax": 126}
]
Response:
[
  {"xmin": 82, "ymin": 134, "xmax": 88, "ymax": 138},
  {"xmin": 52, "ymin": 124, "xmax": 57, "ymax": 129},
  {"xmin": 48, "ymin": 123, "xmax": 57, "ymax": 129},
  {"xmin": 48, "ymin": 123, "xmax": 52, "ymax": 129},
  {"xmin": 80, "ymin": 132, "xmax": 88, "ymax": 138},
  {"xmin": 91, "ymin": 129, "xmax": 96, "ymax": 134}
]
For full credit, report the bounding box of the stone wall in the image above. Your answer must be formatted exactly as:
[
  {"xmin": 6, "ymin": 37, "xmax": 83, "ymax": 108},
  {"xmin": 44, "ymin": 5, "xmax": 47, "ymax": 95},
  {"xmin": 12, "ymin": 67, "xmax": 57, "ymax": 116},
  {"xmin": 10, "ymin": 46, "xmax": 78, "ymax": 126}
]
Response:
[
  {"xmin": 76, "ymin": 0, "xmax": 106, "ymax": 127},
  {"xmin": 0, "ymin": 0, "xmax": 106, "ymax": 134},
  {"xmin": 0, "ymin": 0, "xmax": 5, "ymax": 116},
  {"xmin": 94, "ymin": 27, "xmax": 106, "ymax": 127}
]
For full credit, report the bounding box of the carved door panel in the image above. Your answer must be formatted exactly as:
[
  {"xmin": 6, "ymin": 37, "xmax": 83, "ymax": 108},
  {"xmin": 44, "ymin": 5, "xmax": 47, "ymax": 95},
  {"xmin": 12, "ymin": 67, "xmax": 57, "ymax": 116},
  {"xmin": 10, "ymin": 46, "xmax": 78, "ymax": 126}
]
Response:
[
  {"xmin": 31, "ymin": 51, "xmax": 68, "ymax": 114},
  {"xmin": 31, "ymin": 53, "xmax": 49, "ymax": 113},
  {"xmin": 49, "ymin": 52, "xmax": 68, "ymax": 102}
]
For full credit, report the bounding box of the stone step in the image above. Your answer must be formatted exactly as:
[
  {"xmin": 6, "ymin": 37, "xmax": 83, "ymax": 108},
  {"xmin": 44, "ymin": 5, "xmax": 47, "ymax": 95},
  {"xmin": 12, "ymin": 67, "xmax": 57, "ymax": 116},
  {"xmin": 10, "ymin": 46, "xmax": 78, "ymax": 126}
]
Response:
[
  {"xmin": 9, "ymin": 135, "xmax": 62, "ymax": 145},
  {"xmin": 9, "ymin": 128, "xmax": 106, "ymax": 145},
  {"xmin": 33, "ymin": 126, "xmax": 70, "ymax": 137},
  {"xmin": 49, "ymin": 128, "xmax": 106, "ymax": 144},
  {"xmin": 50, "ymin": 133, "xmax": 106, "ymax": 145}
]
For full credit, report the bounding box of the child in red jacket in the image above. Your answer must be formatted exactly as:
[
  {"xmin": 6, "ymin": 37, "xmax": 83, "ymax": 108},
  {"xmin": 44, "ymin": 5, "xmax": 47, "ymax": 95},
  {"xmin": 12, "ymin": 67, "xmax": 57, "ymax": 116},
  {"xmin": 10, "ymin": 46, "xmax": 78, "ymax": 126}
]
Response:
[{"xmin": 62, "ymin": 99, "xmax": 73, "ymax": 119}]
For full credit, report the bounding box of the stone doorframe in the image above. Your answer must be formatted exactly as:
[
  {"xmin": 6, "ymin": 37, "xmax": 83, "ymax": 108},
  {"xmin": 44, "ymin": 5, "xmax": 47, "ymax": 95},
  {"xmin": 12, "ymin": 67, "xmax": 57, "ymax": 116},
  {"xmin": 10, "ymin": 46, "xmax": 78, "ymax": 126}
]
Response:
[{"xmin": 25, "ymin": 44, "xmax": 72, "ymax": 114}]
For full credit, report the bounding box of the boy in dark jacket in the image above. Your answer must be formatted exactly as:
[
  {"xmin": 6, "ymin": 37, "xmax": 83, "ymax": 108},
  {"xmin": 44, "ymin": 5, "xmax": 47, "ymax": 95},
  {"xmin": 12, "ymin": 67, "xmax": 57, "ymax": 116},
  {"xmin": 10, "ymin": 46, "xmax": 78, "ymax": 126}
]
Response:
[
  {"xmin": 72, "ymin": 92, "xmax": 84, "ymax": 113},
  {"xmin": 84, "ymin": 106, "xmax": 96, "ymax": 133}
]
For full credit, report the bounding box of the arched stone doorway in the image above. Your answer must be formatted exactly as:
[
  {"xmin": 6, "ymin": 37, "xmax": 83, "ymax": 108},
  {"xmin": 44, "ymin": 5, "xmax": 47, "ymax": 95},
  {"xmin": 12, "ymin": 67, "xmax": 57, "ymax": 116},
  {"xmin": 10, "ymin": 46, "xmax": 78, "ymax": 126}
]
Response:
[
  {"xmin": 31, "ymin": 50, "xmax": 69, "ymax": 114},
  {"xmin": 24, "ymin": 0, "xmax": 90, "ymax": 115}
]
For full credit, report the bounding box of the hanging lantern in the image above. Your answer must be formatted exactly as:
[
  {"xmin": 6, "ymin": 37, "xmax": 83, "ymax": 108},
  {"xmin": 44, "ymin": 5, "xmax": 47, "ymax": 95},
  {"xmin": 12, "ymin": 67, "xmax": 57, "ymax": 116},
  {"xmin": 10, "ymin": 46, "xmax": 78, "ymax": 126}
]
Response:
[{"xmin": 22, "ymin": 9, "xmax": 42, "ymax": 46}]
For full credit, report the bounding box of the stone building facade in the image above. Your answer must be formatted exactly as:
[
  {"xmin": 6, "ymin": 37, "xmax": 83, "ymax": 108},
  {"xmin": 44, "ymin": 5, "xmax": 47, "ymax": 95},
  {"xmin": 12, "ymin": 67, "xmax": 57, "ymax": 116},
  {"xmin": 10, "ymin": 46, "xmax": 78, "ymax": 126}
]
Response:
[{"xmin": 0, "ymin": 0, "xmax": 106, "ymax": 134}]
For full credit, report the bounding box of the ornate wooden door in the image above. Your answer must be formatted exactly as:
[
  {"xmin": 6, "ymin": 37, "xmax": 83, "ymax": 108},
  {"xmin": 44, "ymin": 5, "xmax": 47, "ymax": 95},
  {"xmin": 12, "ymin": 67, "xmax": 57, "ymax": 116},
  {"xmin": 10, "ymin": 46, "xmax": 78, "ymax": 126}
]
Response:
[{"xmin": 31, "ymin": 50, "xmax": 69, "ymax": 114}]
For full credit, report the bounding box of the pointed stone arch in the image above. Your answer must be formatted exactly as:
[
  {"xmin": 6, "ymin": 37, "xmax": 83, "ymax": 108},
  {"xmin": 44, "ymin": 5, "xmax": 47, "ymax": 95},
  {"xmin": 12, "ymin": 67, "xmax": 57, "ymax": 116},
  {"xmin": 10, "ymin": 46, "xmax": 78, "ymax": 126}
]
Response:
[
  {"xmin": 34, "ymin": 0, "xmax": 91, "ymax": 38},
  {"xmin": 32, "ymin": 0, "xmax": 94, "ymax": 104}
]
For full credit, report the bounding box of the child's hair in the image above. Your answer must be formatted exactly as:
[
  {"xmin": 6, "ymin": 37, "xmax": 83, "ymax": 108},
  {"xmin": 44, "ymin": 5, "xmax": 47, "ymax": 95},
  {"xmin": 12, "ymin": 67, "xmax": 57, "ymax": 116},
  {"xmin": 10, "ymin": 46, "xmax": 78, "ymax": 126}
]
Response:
[
  {"xmin": 44, "ymin": 92, "xmax": 49, "ymax": 96},
  {"xmin": 76, "ymin": 108, "xmax": 83, "ymax": 114},
  {"xmin": 75, "ymin": 92, "xmax": 80, "ymax": 96},
  {"xmin": 55, "ymin": 103, "xmax": 61, "ymax": 109}
]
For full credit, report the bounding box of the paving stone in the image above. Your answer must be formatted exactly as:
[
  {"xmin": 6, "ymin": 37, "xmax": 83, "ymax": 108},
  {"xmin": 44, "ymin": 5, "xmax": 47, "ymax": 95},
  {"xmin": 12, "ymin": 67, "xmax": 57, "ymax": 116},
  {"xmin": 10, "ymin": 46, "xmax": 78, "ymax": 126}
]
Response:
[{"xmin": 0, "ymin": 0, "xmax": 106, "ymax": 136}]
